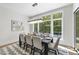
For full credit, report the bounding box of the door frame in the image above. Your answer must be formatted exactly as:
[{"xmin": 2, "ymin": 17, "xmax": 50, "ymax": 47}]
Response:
[{"xmin": 74, "ymin": 7, "xmax": 79, "ymax": 49}]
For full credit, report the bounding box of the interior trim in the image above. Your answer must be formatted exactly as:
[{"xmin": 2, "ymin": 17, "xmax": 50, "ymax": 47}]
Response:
[
  {"xmin": 59, "ymin": 44, "xmax": 75, "ymax": 50},
  {"xmin": 74, "ymin": 7, "xmax": 79, "ymax": 13},
  {"xmin": 0, "ymin": 41, "xmax": 18, "ymax": 48}
]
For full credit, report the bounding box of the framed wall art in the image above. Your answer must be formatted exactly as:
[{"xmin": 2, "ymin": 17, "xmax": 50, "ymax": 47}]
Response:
[{"xmin": 11, "ymin": 20, "xmax": 24, "ymax": 31}]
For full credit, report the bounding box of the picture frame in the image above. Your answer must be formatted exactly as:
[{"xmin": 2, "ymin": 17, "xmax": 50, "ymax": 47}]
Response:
[{"xmin": 11, "ymin": 20, "xmax": 24, "ymax": 31}]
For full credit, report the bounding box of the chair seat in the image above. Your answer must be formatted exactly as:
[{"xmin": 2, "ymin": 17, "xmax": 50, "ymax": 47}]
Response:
[
  {"xmin": 48, "ymin": 37, "xmax": 61, "ymax": 55},
  {"xmin": 48, "ymin": 43, "xmax": 55, "ymax": 49},
  {"xmin": 48, "ymin": 43, "xmax": 59, "ymax": 55}
]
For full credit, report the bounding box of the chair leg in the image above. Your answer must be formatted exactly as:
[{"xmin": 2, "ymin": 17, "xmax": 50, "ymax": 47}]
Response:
[
  {"xmin": 54, "ymin": 50, "xmax": 57, "ymax": 55},
  {"xmin": 24, "ymin": 43, "xmax": 26, "ymax": 49},
  {"xmin": 57, "ymin": 49, "xmax": 59, "ymax": 54},
  {"xmin": 33, "ymin": 50, "xmax": 35, "ymax": 55},
  {"xmin": 30, "ymin": 47, "xmax": 33, "ymax": 54},
  {"xmin": 40, "ymin": 50, "xmax": 43, "ymax": 55},
  {"xmin": 55, "ymin": 49, "xmax": 59, "ymax": 55},
  {"xmin": 25, "ymin": 45, "xmax": 27, "ymax": 51},
  {"xmin": 33, "ymin": 48, "xmax": 35, "ymax": 55},
  {"xmin": 23, "ymin": 43, "xmax": 25, "ymax": 49},
  {"xmin": 19, "ymin": 41, "xmax": 22, "ymax": 47}
]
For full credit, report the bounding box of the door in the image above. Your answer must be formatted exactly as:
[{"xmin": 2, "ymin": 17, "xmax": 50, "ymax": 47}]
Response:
[{"xmin": 75, "ymin": 7, "xmax": 79, "ymax": 50}]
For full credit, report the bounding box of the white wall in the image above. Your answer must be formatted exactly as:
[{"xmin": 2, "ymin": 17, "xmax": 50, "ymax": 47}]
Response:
[
  {"xmin": 60, "ymin": 4, "xmax": 74, "ymax": 47},
  {"xmin": 0, "ymin": 6, "xmax": 29, "ymax": 46},
  {"xmin": 29, "ymin": 4, "xmax": 75, "ymax": 47},
  {"xmin": 23, "ymin": 17, "xmax": 30, "ymax": 34},
  {"xmin": 72, "ymin": 3, "xmax": 79, "ymax": 48}
]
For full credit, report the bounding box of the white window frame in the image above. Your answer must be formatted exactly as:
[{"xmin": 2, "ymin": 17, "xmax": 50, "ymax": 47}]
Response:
[
  {"xmin": 52, "ymin": 11, "xmax": 63, "ymax": 40},
  {"xmin": 38, "ymin": 20, "xmax": 51, "ymax": 33},
  {"xmin": 29, "ymin": 11, "xmax": 63, "ymax": 41}
]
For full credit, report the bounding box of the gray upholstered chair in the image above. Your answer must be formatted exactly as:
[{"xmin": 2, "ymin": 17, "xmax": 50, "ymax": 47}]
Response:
[
  {"xmin": 48, "ymin": 37, "xmax": 61, "ymax": 55},
  {"xmin": 32, "ymin": 36, "xmax": 44, "ymax": 55},
  {"xmin": 25, "ymin": 35, "xmax": 33, "ymax": 54},
  {"xmin": 19, "ymin": 34, "xmax": 26, "ymax": 49}
]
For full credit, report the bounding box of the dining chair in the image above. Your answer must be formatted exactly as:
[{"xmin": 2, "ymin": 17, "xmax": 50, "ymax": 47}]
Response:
[
  {"xmin": 32, "ymin": 36, "xmax": 44, "ymax": 55},
  {"xmin": 25, "ymin": 35, "xmax": 33, "ymax": 54},
  {"xmin": 48, "ymin": 37, "xmax": 61, "ymax": 55},
  {"xmin": 19, "ymin": 34, "xmax": 26, "ymax": 49}
]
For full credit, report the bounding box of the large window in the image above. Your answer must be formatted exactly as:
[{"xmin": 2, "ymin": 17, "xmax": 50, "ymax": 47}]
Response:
[
  {"xmin": 53, "ymin": 12, "xmax": 62, "ymax": 36},
  {"xmin": 39, "ymin": 21, "xmax": 51, "ymax": 33},
  {"xmin": 53, "ymin": 20, "xmax": 61, "ymax": 35},
  {"xmin": 34, "ymin": 23, "xmax": 38, "ymax": 33},
  {"xmin": 39, "ymin": 15, "xmax": 51, "ymax": 33},
  {"xmin": 29, "ymin": 12, "xmax": 62, "ymax": 37}
]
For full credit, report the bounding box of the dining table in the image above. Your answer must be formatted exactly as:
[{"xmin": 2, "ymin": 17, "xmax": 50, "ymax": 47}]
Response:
[{"xmin": 40, "ymin": 37, "xmax": 53, "ymax": 55}]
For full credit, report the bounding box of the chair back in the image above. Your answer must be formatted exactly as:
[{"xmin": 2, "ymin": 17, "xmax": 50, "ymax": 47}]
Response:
[
  {"xmin": 32, "ymin": 36, "xmax": 42, "ymax": 50},
  {"xmin": 25, "ymin": 35, "xmax": 32, "ymax": 45},
  {"xmin": 19, "ymin": 34, "xmax": 25, "ymax": 42},
  {"xmin": 53, "ymin": 37, "xmax": 61, "ymax": 49}
]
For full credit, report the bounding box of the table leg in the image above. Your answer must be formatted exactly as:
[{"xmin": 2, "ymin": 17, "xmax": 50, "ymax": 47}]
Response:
[{"xmin": 44, "ymin": 43, "xmax": 48, "ymax": 55}]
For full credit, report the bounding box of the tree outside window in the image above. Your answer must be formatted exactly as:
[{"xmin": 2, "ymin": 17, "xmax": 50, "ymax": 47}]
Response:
[
  {"xmin": 39, "ymin": 21, "xmax": 51, "ymax": 33},
  {"xmin": 53, "ymin": 12, "xmax": 62, "ymax": 36}
]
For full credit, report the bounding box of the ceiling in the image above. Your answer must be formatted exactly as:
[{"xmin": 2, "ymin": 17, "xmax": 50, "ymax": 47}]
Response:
[{"xmin": 0, "ymin": 3, "xmax": 71, "ymax": 17}]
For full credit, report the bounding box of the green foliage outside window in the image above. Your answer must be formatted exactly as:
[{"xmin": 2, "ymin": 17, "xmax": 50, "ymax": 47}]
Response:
[
  {"xmin": 76, "ymin": 13, "xmax": 79, "ymax": 37},
  {"xmin": 53, "ymin": 12, "xmax": 62, "ymax": 35},
  {"xmin": 33, "ymin": 12, "xmax": 62, "ymax": 35},
  {"xmin": 53, "ymin": 13, "xmax": 62, "ymax": 19},
  {"xmin": 75, "ymin": 10, "xmax": 79, "ymax": 49},
  {"xmin": 42, "ymin": 15, "xmax": 51, "ymax": 21},
  {"xmin": 39, "ymin": 21, "xmax": 51, "ymax": 33},
  {"xmin": 39, "ymin": 15, "xmax": 51, "ymax": 33},
  {"xmin": 53, "ymin": 20, "xmax": 62, "ymax": 35}
]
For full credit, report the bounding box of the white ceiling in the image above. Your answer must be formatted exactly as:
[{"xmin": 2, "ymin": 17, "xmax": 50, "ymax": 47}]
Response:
[{"xmin": 0, "ymin": 3, "xmax": 71, "ymax": 17}]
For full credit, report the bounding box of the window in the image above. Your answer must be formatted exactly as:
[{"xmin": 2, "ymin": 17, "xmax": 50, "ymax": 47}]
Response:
[
  {"xmin": 39, "ymin": 15, "xmax": 51, "ymax": 33},
  {"xmin": 53, "ymin": 13, "xmax": 62, "ymax": 19},
  {"xmin": 42, "ymin": 15, "xmax": 51, "ymax": 21},
  {"xmin": 29, "ymin": 12, "xmax": 62, "ymax": 36},
  {"xmin": 53, "ymin": 20, "xmax": 62, "ymax": 35},
  {"xmin": 34, "ymin": 23, "xmax": 38, "ymax": 33},
  {"xmin": 53, "ymin": 12, "xmax": 62, "ymax": 37},
  {"xmin": 39, "ymin": 21, "xmax": 51, "ymax": 33}
]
